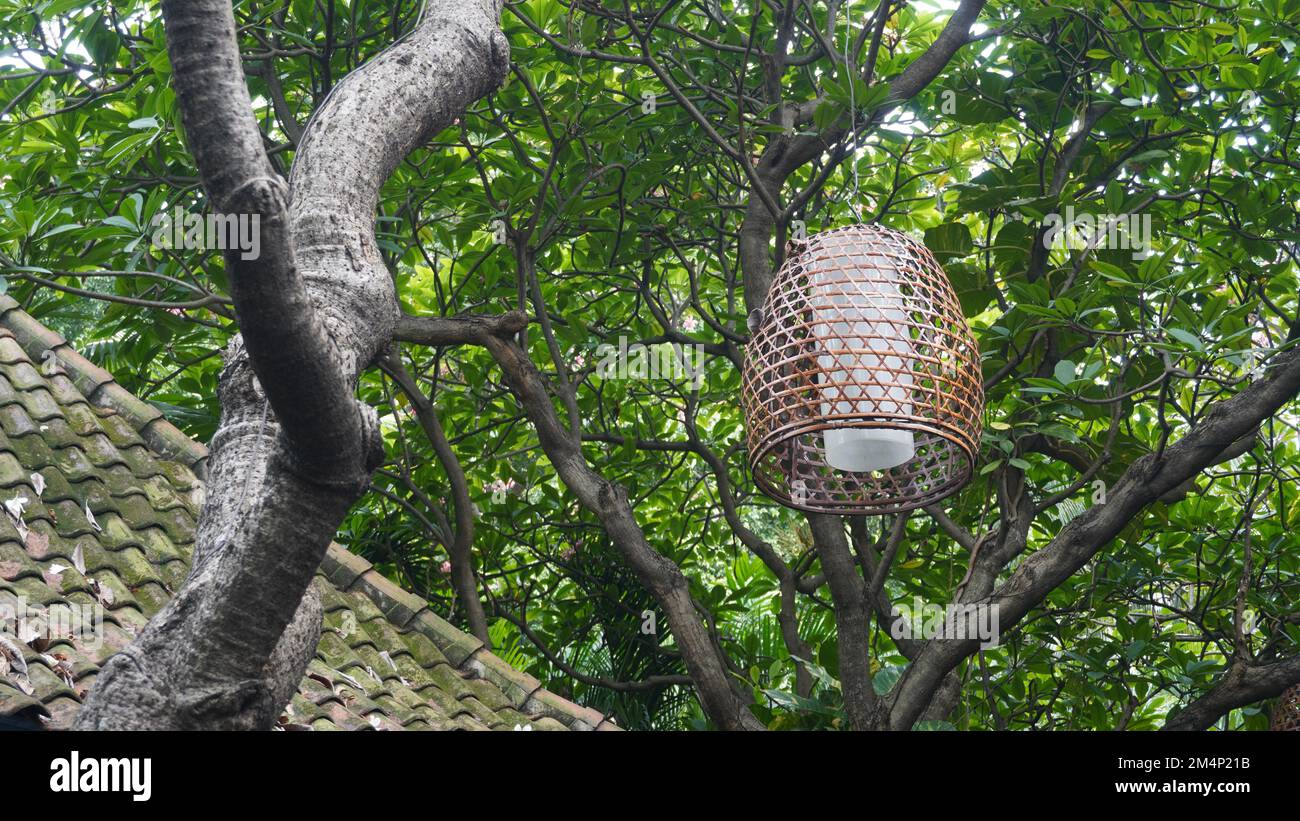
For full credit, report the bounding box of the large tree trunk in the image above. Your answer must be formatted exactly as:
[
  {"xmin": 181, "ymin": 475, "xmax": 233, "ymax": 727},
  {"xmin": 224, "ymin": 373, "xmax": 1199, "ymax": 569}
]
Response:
[{"xmin": 75, "ymin": 0, "xmax": 509, "ymax": 730}]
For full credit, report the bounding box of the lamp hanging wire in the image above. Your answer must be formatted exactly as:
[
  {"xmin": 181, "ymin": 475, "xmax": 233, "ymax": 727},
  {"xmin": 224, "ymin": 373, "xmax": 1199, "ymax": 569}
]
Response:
[{"xmin": 742, "ymin": 224, "xmax": 984, "ymax": 514}]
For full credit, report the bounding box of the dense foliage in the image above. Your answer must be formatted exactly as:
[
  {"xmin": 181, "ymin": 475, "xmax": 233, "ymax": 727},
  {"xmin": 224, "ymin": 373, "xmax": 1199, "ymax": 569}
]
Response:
[{"xmin": 3, "ymin": 0, "xmax": 1298, "ymax": 729}]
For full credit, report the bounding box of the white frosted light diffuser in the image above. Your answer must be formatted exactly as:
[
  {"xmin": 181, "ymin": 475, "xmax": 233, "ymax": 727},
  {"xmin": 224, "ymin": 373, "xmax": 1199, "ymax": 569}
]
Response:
[{"xmin": 812, "ymin": 256, "xmax": 915, "ymax": 471}]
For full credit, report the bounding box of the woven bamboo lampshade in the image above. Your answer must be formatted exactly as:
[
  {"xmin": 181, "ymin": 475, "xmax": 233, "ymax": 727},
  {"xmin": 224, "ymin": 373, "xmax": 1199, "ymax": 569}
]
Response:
[
  {"xmin": 741, "ymin": 224, "xmax": 983, "ymax": 514},
  {"xmin": 1271, "ymin": 685, "xmax": 1300, "ymax": 731}
]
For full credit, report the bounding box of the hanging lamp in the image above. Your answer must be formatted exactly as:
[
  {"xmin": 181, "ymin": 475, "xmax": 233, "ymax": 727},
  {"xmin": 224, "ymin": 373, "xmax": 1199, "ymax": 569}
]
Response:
[{"xmin": 741, "ymin": 224, "xmax": 984, "ymax": 514}]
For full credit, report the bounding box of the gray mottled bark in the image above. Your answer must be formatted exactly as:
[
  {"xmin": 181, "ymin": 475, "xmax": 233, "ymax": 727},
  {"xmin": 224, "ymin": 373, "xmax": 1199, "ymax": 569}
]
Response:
[
  {"xmin": 1161, "ymin": 656, "xmax": 1300, "ymax": 731},
  {"xmin": 810, "ymin": 515, "xmax": 883, "ymax": 730},
  {"xmin": 75, "ymin": 0, "xmax": 508, "ymax": 729}
]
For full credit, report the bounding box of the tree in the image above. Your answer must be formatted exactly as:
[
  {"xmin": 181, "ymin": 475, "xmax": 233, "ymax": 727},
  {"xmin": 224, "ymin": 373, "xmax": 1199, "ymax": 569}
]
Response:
[
  {"xmin": 65, "ymin": 0, "xmax": 507, "ymax": 729},
  {"xmin": 2, "ymin": 0, "xmax": 1298, "ymax": 730}
]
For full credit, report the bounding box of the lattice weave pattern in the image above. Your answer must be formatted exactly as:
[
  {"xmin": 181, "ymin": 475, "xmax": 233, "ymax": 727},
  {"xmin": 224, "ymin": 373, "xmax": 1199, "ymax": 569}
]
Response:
[
  {"xmin": 1272, "ymin": 685, "xmax": 1300, "ymax": 731},
  {"xmin": 742, "ymin": 224, "xmax": 984, "ymax": 514}
]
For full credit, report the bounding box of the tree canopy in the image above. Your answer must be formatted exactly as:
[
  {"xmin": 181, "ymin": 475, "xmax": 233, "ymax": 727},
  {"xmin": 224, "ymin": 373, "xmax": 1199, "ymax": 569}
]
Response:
[{"xmin": 2, "ymin": 0, "xmax": 1298, "ymax": 730}]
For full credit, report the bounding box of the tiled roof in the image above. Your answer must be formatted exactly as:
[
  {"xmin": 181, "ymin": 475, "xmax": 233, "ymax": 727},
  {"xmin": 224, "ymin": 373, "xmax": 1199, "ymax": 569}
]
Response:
[{"xmin": 0, "ymin": 296, "xmax": 617, "ymax": 731}]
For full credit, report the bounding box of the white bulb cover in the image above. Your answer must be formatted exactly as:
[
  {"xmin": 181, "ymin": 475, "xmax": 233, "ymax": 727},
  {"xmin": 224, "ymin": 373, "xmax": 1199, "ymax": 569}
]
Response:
[{"xmin": 810, "ymin": 254, "xmax": 915, "ymax": 472}]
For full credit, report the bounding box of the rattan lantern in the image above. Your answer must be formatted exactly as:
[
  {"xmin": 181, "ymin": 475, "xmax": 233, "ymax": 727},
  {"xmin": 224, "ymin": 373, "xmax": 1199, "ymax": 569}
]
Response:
[
  {"xmin": 741, "ymin": 224, "xmax": 983, "ymax": 514},
  {"xmin": 1271, "ymin": 685, "xmax": 1300, "ymax": 731}
]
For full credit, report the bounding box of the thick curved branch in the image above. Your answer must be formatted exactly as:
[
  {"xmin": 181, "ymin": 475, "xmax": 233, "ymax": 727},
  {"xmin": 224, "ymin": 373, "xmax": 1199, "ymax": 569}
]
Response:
[
  {"xmin": 160, "ymin": 0, "xmax": 367, "ymax": 482},
  {"xmin": 476, "ymin": 330, "xmax": 766, "ymax": 730},
  {"xmin": 394, "ymin": 311, "xmax": 529, "ymax": 346},
  {"xmin": 889, "ymin": 345, "xmax": 1300, "ymax": 729},
  {"xmin": 1162, "ymin": 656, "xmax": 1300, "ymax": 731},
  {"xmin": 290, "ymin": 0, "xmax": 510, "ymax": 379},
  {"xmin": 76, "ymin": 0, "xmax": 510, "ymax": 729},
  {"xmin": 811, "ymin": 515, "xmax": 883, "ymax": 730}
]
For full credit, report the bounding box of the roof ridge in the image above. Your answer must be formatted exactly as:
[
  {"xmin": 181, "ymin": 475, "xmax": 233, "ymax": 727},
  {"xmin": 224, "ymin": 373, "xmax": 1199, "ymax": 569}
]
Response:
[{"xmin": 0, "ymin": 296, "xmax": 617, "ymax": 731}]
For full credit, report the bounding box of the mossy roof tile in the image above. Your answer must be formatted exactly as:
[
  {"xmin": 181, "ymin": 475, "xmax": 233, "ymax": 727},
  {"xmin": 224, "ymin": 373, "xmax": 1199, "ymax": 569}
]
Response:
[
  {"xmin": 0, "ymin": 336, "xmax": 29, "ymax": 366},
  {"xmin": 395, "ymin": 628, "xmax": 451, "ymax": 670},
  {"xmin": 0, "ymin": 402, "xmax": 39, "ymax": 439},
  {"xmin": 0, "ymin": 451, "xmax": 27, "ymax": 487},
  {"xmin": 458, "ymin": 673, "xmax": 516, "ymax": 712},
  {"xmin": 18, "ymin": 388, "xmax": 64, "ymax": 424}
]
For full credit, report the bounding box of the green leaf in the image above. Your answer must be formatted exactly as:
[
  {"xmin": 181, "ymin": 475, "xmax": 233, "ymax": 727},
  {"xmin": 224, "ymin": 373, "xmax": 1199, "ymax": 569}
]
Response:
[
  {"xmin": 101, "ymin": 215, "xmax": 137, "ymax": 231},
  {"xmin": 925, "ymin": 222, "xmax": 974, "ymax": 259},
  {"xmin": 1166, "ymin": 328, "xmax": 1203, "ymax": 351},
  {"xmin": 1054, "ymin": 360, "xmax": 1077, "ymax": 385},
  {"xmin": 872, "ymin": 665, "xmax": 905, "ymax": 695}
]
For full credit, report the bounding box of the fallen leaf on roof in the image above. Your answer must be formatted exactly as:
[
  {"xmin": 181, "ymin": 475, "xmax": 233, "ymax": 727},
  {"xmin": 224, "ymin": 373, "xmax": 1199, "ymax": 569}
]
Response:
[
  {"xmin": 30, "ymin": 473, "xmax": 45, "ymax": 496},
  {"xmin": 71, "ymin": 544, "xmax": 85, "ymax": 575},
  {"xmin": 277, "ymin": 713, "xmax": 312, "ymax": 731},
  {"xmin": 93, "ymin": 578, "xmax": 114, "ymax": 606},
  {"xmin": 84, "ymin": 502, "xmax": 101, "ymax": 532},
  {"xmin": 337, "ymin": 671, "xmax": 363, "ymax": 691},
  {"xmin": 4, "ymin": 494, "xmax": 29, "ymax": 522},
  {"xmin": 0, "ymin": 634, "xmax": 27, "ymax": 676},
  {"xmin": 5, "ymin": 493, "xmax": 30, "ymax": 541},
  {"xmin": 52, "ymin": 658, "xmax": 75, "ymax": 687}
]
